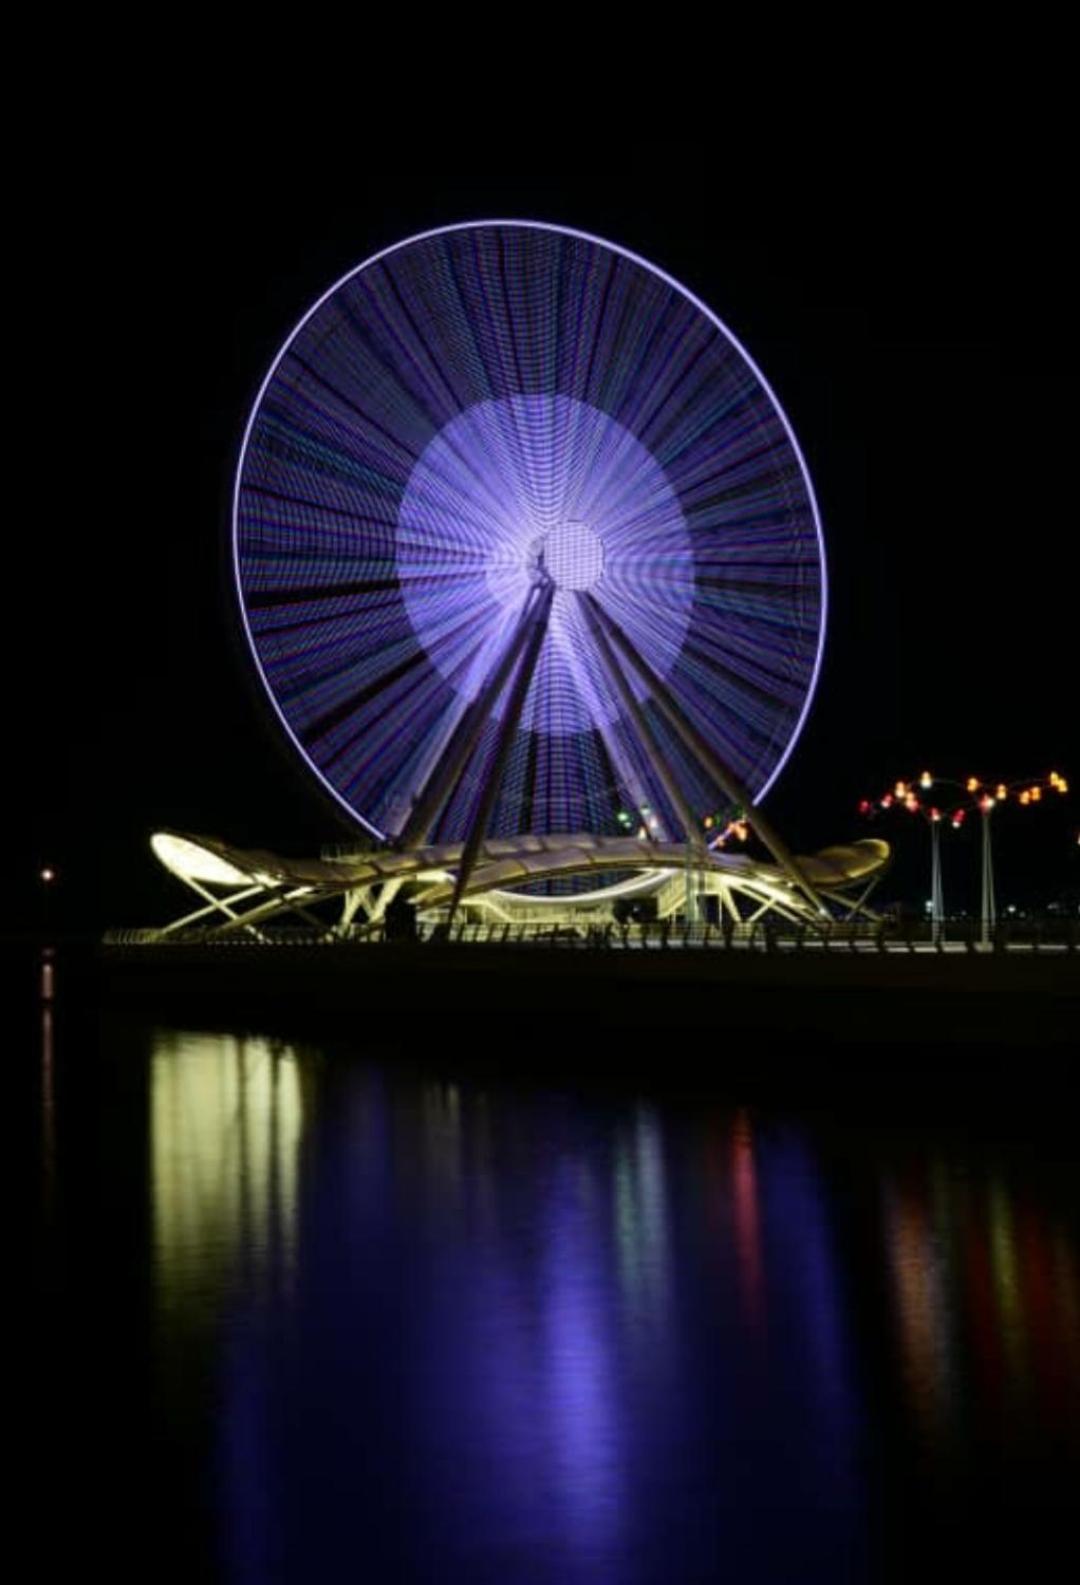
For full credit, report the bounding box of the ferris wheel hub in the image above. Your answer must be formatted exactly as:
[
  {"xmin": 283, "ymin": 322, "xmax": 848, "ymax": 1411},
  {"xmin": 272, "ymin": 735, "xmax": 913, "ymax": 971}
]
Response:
[{"xmin": 538, "ymin": 520, "xmax": 605, "ymax": 591}]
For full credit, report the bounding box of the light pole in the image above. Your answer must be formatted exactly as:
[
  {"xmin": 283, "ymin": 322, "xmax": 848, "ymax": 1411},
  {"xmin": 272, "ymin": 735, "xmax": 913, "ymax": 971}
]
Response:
[
  {"xmin": 863, "ymin": 770, "xmax": 1069, "ymax": 948},
  {"xmin": 930, "ymin": 807, "xmax": 945, "ymax": 944},
  {"xmin": 860, "ymin": 777, "xmax": 952, "ymax": 942},
  {"xmin": 39, "ymin": 865, "xmax": 57, "ymax": 939},
  {"xmin": 979, "ymin": 796, "xmax": 996, "ymax": 948}
]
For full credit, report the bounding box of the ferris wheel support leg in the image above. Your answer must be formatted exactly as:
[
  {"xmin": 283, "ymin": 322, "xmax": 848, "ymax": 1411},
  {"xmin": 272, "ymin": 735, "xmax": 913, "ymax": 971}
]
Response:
[
  {"xmin": 367, "ymin": 876, "xmax": 405, "ymax": 926},
  {"xmin": 584, "ymin": 596, "xmax": 824, "ymax": 918},
  {"xmin": 742, "ymin": 886, "xmax": 805, "ymax": 926},
  {"xmin": 160, "ymin": 883, "xmax": 267, "ymax": 936},
  {"xmin": 723, "ymin": 886, "xmax": 743, "ymax": 924},
  {"xmin": 400, "ymin": 582, "xmax": 551, "ymax": 850},
  {"xmin": 819, "ymin": 875, "xmax": 882, "ymax": 922},
  {"xmin": 207, "ymin": 885, "xmax": 329, "ymax": 938},
  {"xmin": 340, "ymin": 887, "xmax": 371, "ymax": 929},
  {"xmin": 161, "ymin": 875, "xmax": 270, "ymax": 939},
  {"xmin": 578, "ymin": 593, "xmax": 705, "ymax": 856},
  {"xmin": 446, "ymin": 583, "xmax": 555, "ymax": 925}
]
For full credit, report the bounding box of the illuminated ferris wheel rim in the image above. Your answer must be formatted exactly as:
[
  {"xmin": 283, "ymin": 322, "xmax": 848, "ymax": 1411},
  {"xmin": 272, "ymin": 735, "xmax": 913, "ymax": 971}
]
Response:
[{"xmin": 230, "ymin": 218, "xmax": 828, "ymax": 847}]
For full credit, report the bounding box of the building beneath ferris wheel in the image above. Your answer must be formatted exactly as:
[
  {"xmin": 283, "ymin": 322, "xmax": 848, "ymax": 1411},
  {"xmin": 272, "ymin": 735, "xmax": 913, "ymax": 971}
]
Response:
[{"xmin": 144, "ymin": 827, "xmax": 890, "ymax": 941}]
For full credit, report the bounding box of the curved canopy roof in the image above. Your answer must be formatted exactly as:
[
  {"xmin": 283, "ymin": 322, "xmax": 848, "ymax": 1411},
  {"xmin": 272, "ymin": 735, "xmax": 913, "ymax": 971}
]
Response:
[{"xmin": 152, "ymin": 829, "xmax": 889, "ymax": 905}]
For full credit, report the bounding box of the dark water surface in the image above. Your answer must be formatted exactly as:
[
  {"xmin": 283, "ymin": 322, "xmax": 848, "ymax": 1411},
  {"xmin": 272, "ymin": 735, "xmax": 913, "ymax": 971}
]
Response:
[{"xmin": 31, "ymin": 950, "xmax": 1080, "ymax": 1582}]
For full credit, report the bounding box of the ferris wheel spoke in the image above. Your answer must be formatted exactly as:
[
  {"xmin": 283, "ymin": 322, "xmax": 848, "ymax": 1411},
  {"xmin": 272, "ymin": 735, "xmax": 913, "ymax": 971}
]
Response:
[
  {"xmin": 381, "ymin": 258, "xmax": 477, "ymax": 420},
  {"xmin": 241, "ymin": 483, "xmax": 401, "ymax": 527},
  {"xmin": 403, "ymin": 427, "xmax": 531, "ymax": 548},
  {"xmin": 610, "ymin": 306, "xmax": 707, "ymax": 444},
  {"xmin": 244, "ymin": 576, "xmax": 400, "ymax": 609},
  {"xmin": 283, "ymin": 350, "xmax": 424, "ymax": 472}
]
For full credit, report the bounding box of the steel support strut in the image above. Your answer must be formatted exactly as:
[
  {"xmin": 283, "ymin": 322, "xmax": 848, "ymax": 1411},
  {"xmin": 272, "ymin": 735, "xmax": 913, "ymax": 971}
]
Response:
[
  {"xmin": 401, "ymin": 581, "xmax": 552, "ymax": 850},
  {"xmin": 446, "ymin": 579, "xmax": 555, "ymax": 923},
  {"xmin": 207, "ymin": 885, "xmax": 325, "ymax": 938},
  {"xmin": 582, "ymin": 595, "xmax": 823, "ymax": 914},
  {"xmin": 578, "ymin": 593, "xmax": 704, "ymax": 852}
]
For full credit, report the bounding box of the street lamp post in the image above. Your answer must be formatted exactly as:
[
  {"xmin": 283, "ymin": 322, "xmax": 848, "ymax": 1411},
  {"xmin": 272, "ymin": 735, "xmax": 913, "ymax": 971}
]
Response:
[
  {"xmin": 930, "ymin": 810, "xmax": 944, "ymax": 945},
  {"xmin": 39, "ymin": 866, "xmax": 57, "ymax": 939},
  {"xmin": 861, "ymin": 770, "xmax": 1069, "ymax": 948},
  {"xmin": 861, "ymin": 778, "xmax": 951, "ymax": 943},
  {"xmin": 980, "ymin": 798, "xmax": 996, "ymax": 948}
]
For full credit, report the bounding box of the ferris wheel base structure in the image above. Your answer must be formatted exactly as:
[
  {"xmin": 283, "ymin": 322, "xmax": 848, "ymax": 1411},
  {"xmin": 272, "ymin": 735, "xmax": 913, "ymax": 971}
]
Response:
[
  {"xmin": 140, "ymin": 830, "xmax": 890, "ymax": 942},
  {"xmin": 134, "ymin": 223, "xmax": 881, "ymax": 948}
]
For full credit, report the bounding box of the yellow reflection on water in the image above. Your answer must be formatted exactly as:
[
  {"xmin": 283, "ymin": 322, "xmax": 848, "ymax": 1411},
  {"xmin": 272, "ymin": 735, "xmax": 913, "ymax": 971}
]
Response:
[
  {"xmin": 151, "ymin": 1032, "xmax": 303, "ymax": 1309},
  {"xmin": 988, "ymin": 1177, "xmax": 1030, "ymax": 1407},
  {"xmin": 885, "ymin": 1152, "xmax": 1080, "ymax": 1462}
]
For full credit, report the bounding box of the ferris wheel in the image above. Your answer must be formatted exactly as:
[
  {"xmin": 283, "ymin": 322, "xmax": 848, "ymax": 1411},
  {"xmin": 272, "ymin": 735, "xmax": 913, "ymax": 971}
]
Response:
[{"xmin": 232, "ymin": 221, "xmax": 827, "ymax": 906}]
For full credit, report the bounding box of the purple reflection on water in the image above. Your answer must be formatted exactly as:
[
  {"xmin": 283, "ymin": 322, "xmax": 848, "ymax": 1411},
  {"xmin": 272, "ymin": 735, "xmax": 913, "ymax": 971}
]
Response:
[
  {"xmin": 757, "ymin": 1128, "xmax": 864, "ymax": 1508},
  {"xmin": 540, "ymin": 1157, "xmax": 623, "ymax": 1559},
  {"xmin": 214, "ymin": 1074, "xmax": 866, "ymax": 1582}
]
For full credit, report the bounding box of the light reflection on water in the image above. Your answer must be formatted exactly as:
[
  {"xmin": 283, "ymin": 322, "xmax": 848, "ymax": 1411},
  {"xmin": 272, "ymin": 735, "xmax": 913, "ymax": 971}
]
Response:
[
  {"xmin": 150, "ymin": 1033, "xmax": 303, "ymax": 1311},
  {"xmin": 884, "ymin": 1153, "xmax": 1080, "ymax": 1470},
  {"xmin": 142, "ymin": 1037, "xmax": 869, "ymax": 1580},
  {"xmin": 35, "ymin": 972, "xmax": 1080, "ymax": 1583}
]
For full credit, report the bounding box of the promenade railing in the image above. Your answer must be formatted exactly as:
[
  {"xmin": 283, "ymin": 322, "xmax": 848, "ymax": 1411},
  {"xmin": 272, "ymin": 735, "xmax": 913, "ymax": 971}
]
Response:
[{"xmin": 103, "ymin": 916, "xmax": 1080, "ymax": 953}]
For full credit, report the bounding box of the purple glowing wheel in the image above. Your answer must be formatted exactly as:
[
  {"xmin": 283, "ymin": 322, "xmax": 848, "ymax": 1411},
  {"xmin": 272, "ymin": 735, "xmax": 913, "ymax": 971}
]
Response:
[{"xmin": 233, "ymin": 222, "xmax": 826, "ymax": 846}]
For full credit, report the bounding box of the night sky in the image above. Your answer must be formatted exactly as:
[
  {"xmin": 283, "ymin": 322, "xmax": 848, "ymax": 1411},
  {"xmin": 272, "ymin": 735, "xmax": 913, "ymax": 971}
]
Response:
[{"xmin": 35, "ymin": 141, "xmax": 1075, "ymax": 932}]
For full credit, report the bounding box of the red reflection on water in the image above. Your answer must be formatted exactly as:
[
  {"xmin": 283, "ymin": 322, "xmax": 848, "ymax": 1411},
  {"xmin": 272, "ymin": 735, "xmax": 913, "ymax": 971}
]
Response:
[
  {"xmin": 885, "ymin": 1175, "xmax": 951, "ymax": 1440},
  {"xmin": 732, "ymin": 1110, "xmax": 764, "ymax": 1328},
  {"xmin": 887, "ymin": 1159, "xmax": 1080, "ymax": 1463},
  {"xmin": 1017, "ymin": 1205, "xmax": 1068, "ymax": 1429},
  {"xmin": 40, "ymin": 952, "xmax": 55, "ymax": 1210},
  {"xmin": 1051, "ymin": 1236, "xmax": 1080, "ymax": 1442},
  {"xmin": 961, "ymin": 1190, "xmax": 1002, "ymax": 1421}
]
